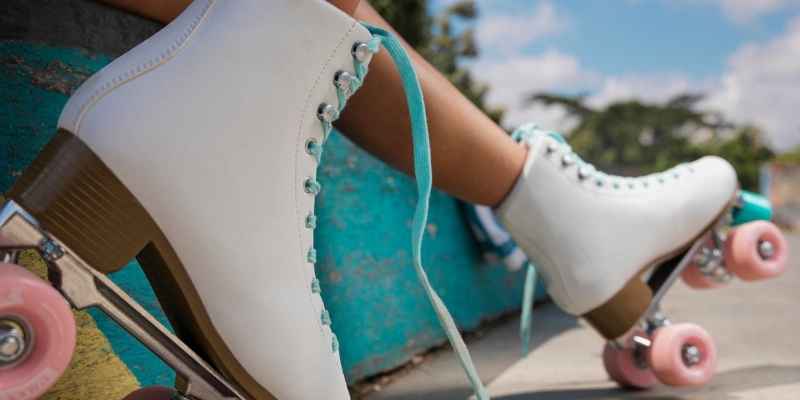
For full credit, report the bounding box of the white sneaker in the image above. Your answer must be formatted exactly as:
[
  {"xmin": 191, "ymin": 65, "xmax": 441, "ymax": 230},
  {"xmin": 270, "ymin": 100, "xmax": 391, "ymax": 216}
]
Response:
[{"xmin": 497, "ymin": 124, "xmax": 737, "ymax": 337}]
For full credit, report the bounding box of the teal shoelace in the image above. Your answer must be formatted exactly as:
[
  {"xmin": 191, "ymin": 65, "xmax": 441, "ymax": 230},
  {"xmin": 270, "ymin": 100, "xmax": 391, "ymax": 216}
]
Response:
[
  {"xmin": 365, "ymin": 24, "xmax": 490, "ymax": 400},
  {"xmin": 305, "ymin": 23, "xmax": 489, "ymax": 398},
  {"xmin": 519, "ymin": 262, "xmax": 538, "ymax": 355},
  {"xmin": 509, "ymin": 124, "xmax": 543, "ymax": 356},
  {"xmin": 305, "ymin": 33, "xmax": 383, "ymax": 353}
]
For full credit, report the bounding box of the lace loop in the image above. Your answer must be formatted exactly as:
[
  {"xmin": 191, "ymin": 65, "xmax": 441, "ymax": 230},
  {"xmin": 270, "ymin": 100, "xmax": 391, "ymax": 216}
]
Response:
[
  {"xmin": 304, "ymin": 178, "xmax": 321, "ymax": 195},
  {"xmin": 513, "ymin": 123, "xmax": 690, "ymax": 191},
  {"xmin": 306, "ymin": 248, "xmax": 317, "ymax": 264},
  {"xmin": 311, "ymin": 278, "xmax": 321, "ymax": 294},
  {"xmin": 331, "ymin": 333, "xmax": 340, "ymax": 353},
  {"xmin": 306, "ymin": 138, "xmax": 322, "ymax": 163},
  {"xmin": 305, "ymin": 213, "xmax": 317, "ymax": 229}
]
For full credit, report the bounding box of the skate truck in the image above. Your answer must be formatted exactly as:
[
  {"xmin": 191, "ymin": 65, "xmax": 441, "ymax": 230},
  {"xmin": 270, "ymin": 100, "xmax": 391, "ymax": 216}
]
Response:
[
  {"xmin": 464, "ymin": 189, "xmax": 788, "ymax": 389},
  {"xmin": 597, "ymin": 190, "xmax": 788, "ymax": 388},
  {"xmin": 0, "ymin": 199, "xmax": 247, "ymax": 400}
]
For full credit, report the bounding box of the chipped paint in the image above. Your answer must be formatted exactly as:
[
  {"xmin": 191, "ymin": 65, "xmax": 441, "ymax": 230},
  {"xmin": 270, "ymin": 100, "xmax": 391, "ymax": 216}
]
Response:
[{"xmin": 316, "ymin": 133, "xmax": 547, "ymax": 381}]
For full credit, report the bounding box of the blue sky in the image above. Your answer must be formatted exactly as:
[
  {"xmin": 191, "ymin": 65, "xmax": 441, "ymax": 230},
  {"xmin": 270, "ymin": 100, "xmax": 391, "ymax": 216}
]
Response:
[{"xmin": 431, "ymin": 0, "xmax": 800, "ymax": 151}]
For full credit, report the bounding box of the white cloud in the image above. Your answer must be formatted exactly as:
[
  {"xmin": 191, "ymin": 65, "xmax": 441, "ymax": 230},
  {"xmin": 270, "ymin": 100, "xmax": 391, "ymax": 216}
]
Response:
[
  {"xmin": 471, "ymin": 50, "xmax": 596, "ymax": 129},
  {"xmin": 588, "ymin": 18, "xmax": 800, "ymax": 150},
  {"xmin": 587, "ymin": 74, "xmax": 714, "ymax": 108},
  {"xmin": 476, "ymin": 1, "xmax": 568, "ymax": 54},
  {"xmin": 705, "ymin": 16, "xmax": 800, "ymax": 150},
  {"xmin": 464, "ymin": 2, "xmax": 799, "ymax": 150},
  {"xmin": 679, "ymin": 0, "xmax": 800, "ymax": 23},
  {"xmin": 718, "ymin": 0, "xmax": 800, "ymax": 23}
]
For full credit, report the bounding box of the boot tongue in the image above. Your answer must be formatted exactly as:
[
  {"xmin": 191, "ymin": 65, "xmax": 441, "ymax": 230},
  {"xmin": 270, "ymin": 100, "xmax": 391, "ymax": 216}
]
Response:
[{"xmin": 511, "ymin": 123, "xmax": 567, "ymax": 145}]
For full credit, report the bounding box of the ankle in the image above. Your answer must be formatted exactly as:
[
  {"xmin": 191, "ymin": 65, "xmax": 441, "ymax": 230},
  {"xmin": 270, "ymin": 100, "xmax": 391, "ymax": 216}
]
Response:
[{"xmin": 490, "ymin": 140, "xmax": 529, "ymax": 208}]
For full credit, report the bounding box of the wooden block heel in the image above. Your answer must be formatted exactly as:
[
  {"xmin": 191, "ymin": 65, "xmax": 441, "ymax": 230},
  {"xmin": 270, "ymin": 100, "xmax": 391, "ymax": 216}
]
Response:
[
  {"xmin": 8, "ymin": 129, "xmax": 157, "ymax": 273},
  {"xmin": 584, "ymin": 274, "xmax": 653, "ymax": 340},
  {"xmin": 7, "ymin": 129, "xmax": 276, "ymax": 400}
]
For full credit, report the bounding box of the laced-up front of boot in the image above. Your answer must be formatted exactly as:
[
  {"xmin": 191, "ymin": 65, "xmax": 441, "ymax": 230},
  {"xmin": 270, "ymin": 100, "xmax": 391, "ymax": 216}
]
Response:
[
  {"xmin": 302, "ymin": 37, "xmax": 381, "ymax": 353},
  {"xmin": 300, "ymin": 26, "xmax": 490, "ymax": 399},
  {"xmin": 512, "ymin": 123, "xmax": 699, "ymax": 193}
]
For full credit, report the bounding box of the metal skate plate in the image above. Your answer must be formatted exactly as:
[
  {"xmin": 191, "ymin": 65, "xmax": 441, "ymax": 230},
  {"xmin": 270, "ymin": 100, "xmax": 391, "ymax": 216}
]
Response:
[
  {"xmin": 611, "ymin": 203, "xmax": 735, "ymax": 348},
  {"xmin": 0, "ymin": 200, "xmax": 244, "ymax": 400}
]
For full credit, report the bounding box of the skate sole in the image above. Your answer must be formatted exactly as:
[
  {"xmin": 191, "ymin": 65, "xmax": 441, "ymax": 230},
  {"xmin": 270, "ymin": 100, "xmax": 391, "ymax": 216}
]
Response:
[
  {"xmin": 8, "ymin": 129, "xmax": 276, "ymax": 400},
  {"xmin": 583, "ymin": 193, "xmax": 738, "ymax": 340}
]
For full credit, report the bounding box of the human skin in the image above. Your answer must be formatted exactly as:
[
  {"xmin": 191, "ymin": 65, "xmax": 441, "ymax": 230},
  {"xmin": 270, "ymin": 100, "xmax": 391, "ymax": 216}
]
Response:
[{"xmin": 94, "ymin": 0, "xmax": 527, "ymax": 206}]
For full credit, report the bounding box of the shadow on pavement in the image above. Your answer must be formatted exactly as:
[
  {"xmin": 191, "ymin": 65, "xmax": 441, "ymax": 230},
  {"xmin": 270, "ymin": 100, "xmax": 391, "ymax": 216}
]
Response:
[
  {"xmin": 494, "ymin": 364, "xmax": 800, "ymax": 400},
  {"xmin": 364, "ymin": 305, "xmax": 580, "ymax": 400}
]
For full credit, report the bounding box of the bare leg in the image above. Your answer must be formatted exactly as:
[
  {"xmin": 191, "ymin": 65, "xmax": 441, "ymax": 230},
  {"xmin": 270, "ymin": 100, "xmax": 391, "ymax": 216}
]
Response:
[
  {"xmin": 338, "ymin": 3, "xmax": 526, "ymax": 206},
  {"xmin": 95, "ymin": 0, "xmax": 526, "ymax": 206},
  {"xmin": 93, "ymin": 0, "xmax": 192, "ymax": 23},
  {"xmin": 95, "ymin": 0, "xmax": 361, "ymax": 23}
]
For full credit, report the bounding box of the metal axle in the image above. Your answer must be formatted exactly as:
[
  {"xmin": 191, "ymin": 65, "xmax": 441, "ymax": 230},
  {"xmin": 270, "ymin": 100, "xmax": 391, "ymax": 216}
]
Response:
[{"xmin": 0, "ymin": 319, "xmax": 27, "ymax": 365}]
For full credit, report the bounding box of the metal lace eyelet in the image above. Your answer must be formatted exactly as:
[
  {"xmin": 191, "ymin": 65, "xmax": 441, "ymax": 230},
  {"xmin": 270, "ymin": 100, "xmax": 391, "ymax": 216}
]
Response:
[
  {"xmin": 305, "ymin": 213, "xmax": 317, "ymax": 229},
  {"xmin": 307, "ymin": 248, "xmax": 317, "ymax": 263},
  {"xmin": 578, "ymin": 166, "xmax": 593, "ymax": 180},
  {"xmin": 304, "ymin": 178, "xmax": 320, "ymax": 194},
  {"xmin": 561, "ymin": 154, "xmax": 575, "ymax": 167},
  {"xmin": 334, "ymin": 71, "xmax": 355, "ymax": 95},
  {"xmin": 545, "ymin": 142, "xmax": 559, "ymax": 155},
  {"xmin": 352, "ymin": 42, "xmax": 373, "ymax": 63},
  {"xmin": 311, "ymin": 278, "xmax": 321, "ymax": 294},
  {"xmin": 317, "ymin": 103, "xmax": 338, "ymax": 123},
  {"xmin": 305, "ymin": 138, "xmax": 318, "ymax": 155},
  {"xmin": 331, "ymin": 334, "xmax": 339, "ymax": 352}
]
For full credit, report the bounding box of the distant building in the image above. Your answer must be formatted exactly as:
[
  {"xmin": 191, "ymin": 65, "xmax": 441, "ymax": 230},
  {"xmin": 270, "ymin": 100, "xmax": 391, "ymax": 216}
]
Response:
[{"xmin": 761, "ymin": 163, "xmax": 800, "ymax": 230}]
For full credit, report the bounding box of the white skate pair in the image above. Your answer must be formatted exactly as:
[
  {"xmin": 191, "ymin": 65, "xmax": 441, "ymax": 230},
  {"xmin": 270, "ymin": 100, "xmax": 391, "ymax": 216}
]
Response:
[{"xmin": 0, "ymin": 1, "xmax": 787, "ymax": 399}]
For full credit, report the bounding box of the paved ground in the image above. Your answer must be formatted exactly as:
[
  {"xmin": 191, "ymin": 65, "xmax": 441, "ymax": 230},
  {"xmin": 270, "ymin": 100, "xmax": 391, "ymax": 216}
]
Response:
[{"xmin": 368, "ymin": 234, "xmax": 800, "ymax": 400}]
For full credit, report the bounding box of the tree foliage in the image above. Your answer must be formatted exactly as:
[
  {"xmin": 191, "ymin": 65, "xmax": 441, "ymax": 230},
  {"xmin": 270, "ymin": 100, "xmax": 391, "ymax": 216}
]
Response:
[
  {"xmin": 371, "ymin": 1, "xmax": 779, "ymax": 190},
  {"xmin": 371, "ymin": 0, "xmax": 504, "ymax": 123},
  {"xmin": 527, "ymin": 93, "xmax": 773, "ymax": 190}
]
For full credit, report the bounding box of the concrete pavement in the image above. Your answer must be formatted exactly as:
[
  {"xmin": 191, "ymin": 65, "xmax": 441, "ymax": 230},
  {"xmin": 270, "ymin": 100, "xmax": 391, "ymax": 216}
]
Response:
[{"xmin": 367, "ymin": 234, "xmax": 800, "ymax": 399}]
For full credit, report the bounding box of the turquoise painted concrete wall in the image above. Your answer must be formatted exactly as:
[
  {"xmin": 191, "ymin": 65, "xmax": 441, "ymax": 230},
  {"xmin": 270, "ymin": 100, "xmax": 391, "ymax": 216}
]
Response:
[{"xmin": 1, "ymin": 41, "xmax": 545, "ymax": 385}]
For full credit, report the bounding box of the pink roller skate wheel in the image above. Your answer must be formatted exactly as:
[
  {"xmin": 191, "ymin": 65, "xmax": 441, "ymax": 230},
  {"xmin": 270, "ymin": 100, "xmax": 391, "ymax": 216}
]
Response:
[
  {"xmin": 602, "ymin": 340, "xmax": 658, "ymax": 389},
  {"xmin": 123, "ymin": 386, "xmax": 178, "ymax": 400},
  {"xmin": 649, "ymin": 323, "xmax": 716, "ymax": 387},
  {"xmin": 680, "ymin": 264, "xmax": 724, "ymax": 289},
  {"xmin": 725, "ymin": 221, "xmax": 788, "ymax": 281},
  {"xmin": 0, "ymin": 262, "xmax": 76, "ymax": 400}
]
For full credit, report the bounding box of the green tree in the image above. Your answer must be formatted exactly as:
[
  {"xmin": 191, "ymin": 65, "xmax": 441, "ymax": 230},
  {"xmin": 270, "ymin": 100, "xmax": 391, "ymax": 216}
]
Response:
[
  {"xmin": 372, "ymin": 0, "xmax": 504, "ymax": 123},
  {"xmin": 527, "ymin": 93, "xmax": 773, "ymax": 190}
]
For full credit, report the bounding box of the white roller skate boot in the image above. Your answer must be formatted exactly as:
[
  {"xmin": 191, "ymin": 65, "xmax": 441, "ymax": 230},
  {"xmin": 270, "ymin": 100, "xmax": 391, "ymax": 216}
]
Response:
[
  {"xmin": 3, "ymin": 1, "xmax": 489, "ymax": 399},
  {"xmin": 497, "ymin": 124, "xmax": 738, "ymax": 339},
  {"xmin": 9, "ymin": 1, "xmax": 368, "ymax": 398}
]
